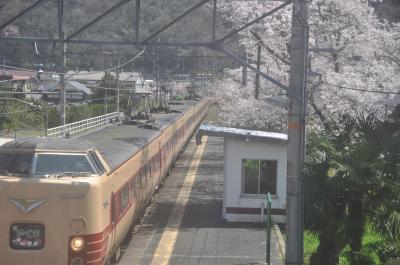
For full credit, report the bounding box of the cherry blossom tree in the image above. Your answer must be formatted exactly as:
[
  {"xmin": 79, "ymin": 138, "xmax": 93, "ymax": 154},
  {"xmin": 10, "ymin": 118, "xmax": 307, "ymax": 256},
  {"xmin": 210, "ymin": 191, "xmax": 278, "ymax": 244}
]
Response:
[{"xmin": 212, "ymin": 0, "xmax": 400, "ymax": 131}]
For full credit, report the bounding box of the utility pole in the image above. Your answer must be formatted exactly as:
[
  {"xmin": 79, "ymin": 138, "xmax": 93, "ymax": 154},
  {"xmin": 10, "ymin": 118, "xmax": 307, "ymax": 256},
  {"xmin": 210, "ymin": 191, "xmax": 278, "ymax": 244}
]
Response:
[
  {"xmin": 116, "ymin": 58, "xmax": 120, "ymax": 120},
  {"xmin": 255, "ymin": 39, "xmax": 261, "ymax": 100},
  {"xmin": 285, "ymin": 0, "xmax": 308, "ymax": 265},
  {"xmin": 58, "ymin": 0, "xmax": 66, "ymax": 136},
  {"xmin": 242, "ymin": 52, "xmax": 248, "ymax": 86}
]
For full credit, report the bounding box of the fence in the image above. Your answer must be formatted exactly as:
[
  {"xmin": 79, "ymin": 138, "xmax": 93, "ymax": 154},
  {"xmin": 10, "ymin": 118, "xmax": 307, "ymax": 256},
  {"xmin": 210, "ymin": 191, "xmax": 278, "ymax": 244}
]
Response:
[{"xmin": 47, "ymin": 112, "xmax": 119, "ymax": 138}]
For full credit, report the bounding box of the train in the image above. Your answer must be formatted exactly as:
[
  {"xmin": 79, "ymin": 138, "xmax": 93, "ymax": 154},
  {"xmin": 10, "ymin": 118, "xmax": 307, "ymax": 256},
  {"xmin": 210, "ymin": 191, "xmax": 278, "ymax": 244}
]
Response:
[{"xmin": 0, "ymin": 99, "xmax": 208, "ymax": 265}]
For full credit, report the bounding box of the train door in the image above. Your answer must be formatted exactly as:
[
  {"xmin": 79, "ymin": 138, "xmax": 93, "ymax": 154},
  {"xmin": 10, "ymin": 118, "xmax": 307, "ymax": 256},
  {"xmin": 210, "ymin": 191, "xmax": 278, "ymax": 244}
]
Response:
[{"xmin": 110, "ymin": 191, "xmax": 117, "ymax": 256}]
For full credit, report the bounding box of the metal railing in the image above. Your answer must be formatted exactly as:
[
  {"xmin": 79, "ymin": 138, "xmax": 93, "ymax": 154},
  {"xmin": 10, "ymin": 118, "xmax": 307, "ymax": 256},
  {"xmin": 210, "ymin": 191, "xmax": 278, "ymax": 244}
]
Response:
[{"xmin": 47, "ymin": 112, "xmax": 119, "ymax": 138}]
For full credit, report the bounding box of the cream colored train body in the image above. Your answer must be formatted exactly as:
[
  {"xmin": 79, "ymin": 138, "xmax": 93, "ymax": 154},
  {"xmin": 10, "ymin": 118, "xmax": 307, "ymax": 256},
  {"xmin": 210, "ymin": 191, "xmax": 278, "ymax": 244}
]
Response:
[{"xmin": 0, "ymin": 100, "xmax": 208, "ymax": 265}]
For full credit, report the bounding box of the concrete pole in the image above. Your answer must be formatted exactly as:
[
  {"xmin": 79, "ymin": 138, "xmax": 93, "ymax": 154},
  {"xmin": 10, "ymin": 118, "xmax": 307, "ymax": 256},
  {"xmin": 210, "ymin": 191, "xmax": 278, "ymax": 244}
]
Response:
[
  {"xmin": 242, "ymin": 52, "xmax": 248, "ymax": 87},
  {"xmin": 59, "ymin": 39, "xmax": 66, "ymax": 132},
  {"xmin": 255, "ymin": 41, "xmax": 261, "ymax": 100},
  {"xmin": 117, "ymin": 58, "xmax": 120, "ymax": 120},
  {"xmin": 285, "ymin": 0, "xmax": 308, "ymax": 264},
  {"xmin": 58, "ymin": 0, "xmax": 66, "ymax": 136}
]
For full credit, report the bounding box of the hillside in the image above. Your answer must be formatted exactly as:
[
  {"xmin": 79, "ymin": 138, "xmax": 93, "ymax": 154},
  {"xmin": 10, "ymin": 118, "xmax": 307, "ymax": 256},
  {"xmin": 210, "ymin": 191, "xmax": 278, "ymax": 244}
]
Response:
[{"xmin": 0, "ymin": 0, "xmax": 236, "ymax": 74}]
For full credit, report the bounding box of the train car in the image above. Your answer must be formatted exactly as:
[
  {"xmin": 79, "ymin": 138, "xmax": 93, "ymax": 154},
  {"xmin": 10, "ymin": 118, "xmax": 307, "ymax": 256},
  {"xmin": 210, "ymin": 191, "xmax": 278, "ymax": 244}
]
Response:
[{"xmin": 0, "ymin": 99, "xmax": 208, "ymax": 265}]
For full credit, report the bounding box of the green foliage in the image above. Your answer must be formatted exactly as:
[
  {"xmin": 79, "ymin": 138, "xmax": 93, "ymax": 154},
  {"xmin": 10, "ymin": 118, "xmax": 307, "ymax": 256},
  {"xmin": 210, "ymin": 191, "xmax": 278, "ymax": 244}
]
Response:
[
  {"xmin": 1, "ymin": 100, "xmax": 115, "ymax": 134},
  {"xmin": 304, "ymin": 231, "xmax": 319, "ymax": 265},
  {"xmin": 305, "ymin": 227, "xmax": 399, "ymax": 265},
  {"xmin": 305, "ymin": 113, "xmax": 400, "ymax": 265}
]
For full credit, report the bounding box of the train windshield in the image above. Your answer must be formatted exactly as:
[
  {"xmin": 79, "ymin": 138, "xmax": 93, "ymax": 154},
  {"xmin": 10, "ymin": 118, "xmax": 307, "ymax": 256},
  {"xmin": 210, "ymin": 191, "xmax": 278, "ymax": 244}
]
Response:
[
  {"xmin": 0, "ymin": 153, "xmax": 34, "ymax": 177},
  {"xmin": 34, "ymin": 153, "xmax": 96, "ymax": 178}
]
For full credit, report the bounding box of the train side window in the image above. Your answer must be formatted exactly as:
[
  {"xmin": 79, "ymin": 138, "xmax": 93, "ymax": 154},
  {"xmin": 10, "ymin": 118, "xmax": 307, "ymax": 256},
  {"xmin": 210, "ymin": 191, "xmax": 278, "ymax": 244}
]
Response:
[
  {"xmin": 130, "ymin": 180, "xmax": 135, "ymax": 201},
  {"xmin": 121, "ymin": 185, "xmax": 129, "ymax": 212}
]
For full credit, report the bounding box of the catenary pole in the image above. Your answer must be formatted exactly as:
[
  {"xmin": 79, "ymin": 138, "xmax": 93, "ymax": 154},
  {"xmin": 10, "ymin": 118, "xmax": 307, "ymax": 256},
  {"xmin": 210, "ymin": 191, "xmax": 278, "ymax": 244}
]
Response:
[
  {"xmin": 285, "ymin": 0, "xmax": 308, "ymax": 264},
  {"xmin": 58, "ymin": 0, "xmax": 66, "ymax": 136},
  {"xmin": 242, "ymin": 52, "xmax": 248, "ymax": 86},
  {"xmin": 255, "ymin": 40, "xmax": 261, "ymax": 100},
  {"xmin": 117, "ymin": 58, "xmax": 120, "ymax": 120}
]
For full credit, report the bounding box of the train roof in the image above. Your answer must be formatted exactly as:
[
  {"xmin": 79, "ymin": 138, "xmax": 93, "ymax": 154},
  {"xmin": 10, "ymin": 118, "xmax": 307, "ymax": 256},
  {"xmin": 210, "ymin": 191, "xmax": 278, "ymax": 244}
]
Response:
[
  {"xmin": 0, "ymin": 137, "xmax": 95, "ymax": 152},
  {"xmin": 81, "ymin": 100, "xmax": 201, "ymax": 171}
]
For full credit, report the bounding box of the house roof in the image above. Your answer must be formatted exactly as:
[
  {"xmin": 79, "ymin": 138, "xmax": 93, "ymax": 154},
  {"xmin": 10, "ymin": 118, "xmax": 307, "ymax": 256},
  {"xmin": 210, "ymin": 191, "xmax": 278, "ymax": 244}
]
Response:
[
  {"xmin": 196, "ymin": 124, "xmax": 287, "ymax": 145},
  {"xmin": 114, "ymin": 72, "xmax": 140, "ymax": 82},
  {"xmin": 68, "ymin": 81, "xmax": 93, "ymax": 95},
  {"xmin": 65, "ymin": 71, "xmax": 141, "ymax": 83},
  {"xmin": 0, "ymin": 70, "xmax": 35, "ymax": 81},
  {"xmin": 42, "ymin": 80, "xmax": 93, "ymax": 95},
  {"xmin": 66, "ymin": 71, "xmax": 105, "ymax": 82}
]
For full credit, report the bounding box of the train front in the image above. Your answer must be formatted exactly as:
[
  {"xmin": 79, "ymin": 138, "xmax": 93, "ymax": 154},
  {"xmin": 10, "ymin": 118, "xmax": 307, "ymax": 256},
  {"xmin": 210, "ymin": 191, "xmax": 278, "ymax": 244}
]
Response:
[{"xmin": 0, "ymin": 137, "xmax": 110, "ymax": 265}]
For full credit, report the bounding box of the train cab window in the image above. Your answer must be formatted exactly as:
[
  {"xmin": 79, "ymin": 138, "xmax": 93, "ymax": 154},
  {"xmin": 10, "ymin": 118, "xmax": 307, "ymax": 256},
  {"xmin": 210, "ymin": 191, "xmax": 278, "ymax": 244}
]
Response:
[
  {"xmin": 0, "ymin": 153, "xmax": 33, "ymax": 177},
  {"xmin": 88, "ymin": 151, "xmax": 106, "ymax": 174},
  {"xmin": 34, "ymin": 153, "xmax": 96, "ymax": 178}
]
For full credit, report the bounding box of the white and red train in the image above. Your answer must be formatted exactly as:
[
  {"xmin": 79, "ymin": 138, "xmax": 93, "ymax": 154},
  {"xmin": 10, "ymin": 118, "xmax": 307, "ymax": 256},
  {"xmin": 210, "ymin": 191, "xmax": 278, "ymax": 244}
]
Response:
[{"xmin": 0, "ymin": 99, "xmax": 208, "ymax": 265}]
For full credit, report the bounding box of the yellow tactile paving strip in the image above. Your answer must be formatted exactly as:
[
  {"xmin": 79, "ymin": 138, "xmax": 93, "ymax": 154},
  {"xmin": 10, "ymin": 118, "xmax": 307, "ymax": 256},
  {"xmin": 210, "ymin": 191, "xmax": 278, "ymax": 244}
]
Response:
[{"xmin": 148, "ymin": 136, "xmax": 208, "ymax": 265}]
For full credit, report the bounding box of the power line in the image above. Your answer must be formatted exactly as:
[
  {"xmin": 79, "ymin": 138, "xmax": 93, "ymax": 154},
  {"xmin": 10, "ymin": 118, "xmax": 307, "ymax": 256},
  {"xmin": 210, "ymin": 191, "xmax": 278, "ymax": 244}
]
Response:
[
  {"xmin": 0, "ymin": 95, "xmax": 119, "ymax": 116},
  {"xmin": 324, "ymin": 82, "xmax": 400, "ymax": 95},
  {"xmin": 0, "ymin": 48, "xmax": 145, "ymax": 79}
]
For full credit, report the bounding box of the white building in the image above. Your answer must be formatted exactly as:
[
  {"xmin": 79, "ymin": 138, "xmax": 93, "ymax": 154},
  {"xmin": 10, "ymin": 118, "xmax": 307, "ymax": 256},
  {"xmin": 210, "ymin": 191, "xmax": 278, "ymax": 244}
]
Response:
[{"xmin": 196, "ymin": 124, "xmax": 287, "ymax": 223}]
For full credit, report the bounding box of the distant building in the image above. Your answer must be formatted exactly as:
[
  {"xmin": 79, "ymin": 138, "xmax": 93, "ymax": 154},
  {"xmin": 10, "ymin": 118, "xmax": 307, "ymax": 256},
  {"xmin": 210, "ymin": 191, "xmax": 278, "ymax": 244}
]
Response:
[
  {"xmin": 65, "ymin": 71, "xmax": 105, "ymax": 86},
  {"xmin": 196, "ymin": 124, "xmax": 287, "ymax": 223},
  {"xmin": 117, "ymin": 72, "xmax": 140, "ymax": 88},
  {"xmin": 0, "ymin": 70, "xmax": 36, "ymax": 91},
  {"xmin": 41, "ymin": 80, "xmax": 93, "ymax": 103},
  {"xmin": 135, "ymin": 79, "xmax": 154, "ymax": 95},
  {"xmin": 65, "ymin": 71, "xmax": 141, "ymax": 88}
]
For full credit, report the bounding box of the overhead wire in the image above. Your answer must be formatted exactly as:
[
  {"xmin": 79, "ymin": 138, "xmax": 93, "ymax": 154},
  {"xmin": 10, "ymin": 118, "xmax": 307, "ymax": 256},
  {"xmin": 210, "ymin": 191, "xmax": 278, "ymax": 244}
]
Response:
[
  {"xmin": 0, "ymin": 96, "xmax": 119, "ymax": 116},
  {"xmin": 0, "ymin": 48, "xmax": 145, "ymax": 78},
  {"xmin": 324, "ymin": 82, "xmax": 400, "ymax": 95}
]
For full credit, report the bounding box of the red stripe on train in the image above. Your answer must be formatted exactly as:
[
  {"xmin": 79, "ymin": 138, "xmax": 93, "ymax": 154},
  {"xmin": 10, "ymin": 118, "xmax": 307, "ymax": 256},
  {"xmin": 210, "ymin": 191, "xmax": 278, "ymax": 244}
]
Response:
[{"xmin": 68, "ymin": 226, "xmax": 110, "ymax": 265}]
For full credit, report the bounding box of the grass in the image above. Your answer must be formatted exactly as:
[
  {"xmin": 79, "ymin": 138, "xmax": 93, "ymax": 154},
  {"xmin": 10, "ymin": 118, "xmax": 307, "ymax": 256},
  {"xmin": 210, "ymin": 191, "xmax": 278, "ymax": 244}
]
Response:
[
  {"xmin": 303, "ymin": 226, "xmax": 388, "ymax": 265},
  {"xmin": 304, "ymin": 231, "xmax": 319, "ymax": 265}
]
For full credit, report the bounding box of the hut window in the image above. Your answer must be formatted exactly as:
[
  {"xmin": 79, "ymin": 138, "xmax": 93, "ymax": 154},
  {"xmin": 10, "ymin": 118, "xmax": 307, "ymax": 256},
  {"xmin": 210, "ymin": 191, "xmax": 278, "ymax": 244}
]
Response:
[{"xmin": 242, "ymin": 159, "xmax": 277, "ymax": 195}]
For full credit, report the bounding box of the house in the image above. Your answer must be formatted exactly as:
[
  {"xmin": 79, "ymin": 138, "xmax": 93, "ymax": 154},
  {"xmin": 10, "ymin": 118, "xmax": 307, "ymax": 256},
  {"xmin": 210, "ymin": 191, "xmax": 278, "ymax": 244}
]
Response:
[
  {"xmin": 65, "ymin": 71, "xmax": 141, "ymax": 88},
  {"xmin": 41, "ymin": 80, "xmax": 93, "ymax": 103},
  {"xmin": 116, "ymin": 72, "xmax": 141, "ymax": 88},
  {"xmin": 65, "ymin": 71, "xmax": 105, "ymax": 86},
  {"xmin": 196, "ymin": 124, "xmax": 287, "ymax": 223},
  {"xmin": 0, "ymin": 70, "xmax": 36, "ymax": 91}
]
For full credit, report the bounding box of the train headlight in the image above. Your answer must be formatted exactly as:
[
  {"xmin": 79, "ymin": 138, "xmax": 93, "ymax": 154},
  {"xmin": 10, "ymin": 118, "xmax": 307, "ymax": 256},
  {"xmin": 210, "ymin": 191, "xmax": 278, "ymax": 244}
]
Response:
[
  {"xmin": 71, "ymin": 217, "xmax": 87, "ymax": 234},
  {"xmin": 70, "ymin": 236, "xmax": 85, "ymax": 252}
]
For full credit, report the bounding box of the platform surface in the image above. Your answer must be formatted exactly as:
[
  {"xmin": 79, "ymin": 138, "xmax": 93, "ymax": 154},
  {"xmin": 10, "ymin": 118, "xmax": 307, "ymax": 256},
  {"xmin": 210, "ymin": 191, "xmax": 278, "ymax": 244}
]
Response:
[{"xmin": 117, "ymin": 136, "xmax": 284, "ymax": 265}]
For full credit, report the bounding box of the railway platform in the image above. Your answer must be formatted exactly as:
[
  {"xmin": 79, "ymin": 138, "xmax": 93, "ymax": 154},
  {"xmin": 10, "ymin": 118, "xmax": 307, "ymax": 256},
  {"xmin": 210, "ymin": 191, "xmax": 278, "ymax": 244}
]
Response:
[{"xmin": 117, "ymin": 136, "xmax": 284, "ymax": 265}]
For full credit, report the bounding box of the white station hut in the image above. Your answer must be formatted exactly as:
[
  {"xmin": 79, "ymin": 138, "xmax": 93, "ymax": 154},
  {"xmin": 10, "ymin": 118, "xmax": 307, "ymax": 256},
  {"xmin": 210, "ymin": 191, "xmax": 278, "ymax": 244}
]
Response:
[{"xmin": 196, "ymin": 124, "xmax": 287, "ymax": 223}]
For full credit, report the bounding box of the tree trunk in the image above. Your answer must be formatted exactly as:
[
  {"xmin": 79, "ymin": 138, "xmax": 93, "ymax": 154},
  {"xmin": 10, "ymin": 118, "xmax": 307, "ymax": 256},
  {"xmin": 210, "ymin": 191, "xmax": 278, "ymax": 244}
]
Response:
[
  {"xmin": 348, "ymin": 199, "xmax": 364, "ymax": 264},
  {"xmin": 310, "ymin": 229, "xmax": 343, "ymax": 265}
]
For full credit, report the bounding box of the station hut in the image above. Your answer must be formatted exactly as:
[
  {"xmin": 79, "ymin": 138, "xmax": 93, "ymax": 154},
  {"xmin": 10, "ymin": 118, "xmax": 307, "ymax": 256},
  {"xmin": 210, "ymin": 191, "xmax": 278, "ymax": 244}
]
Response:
[{"xmin": 196, "ymin": 124, "xmax": 287, "ymax": 223}]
